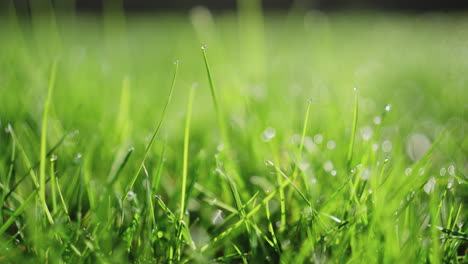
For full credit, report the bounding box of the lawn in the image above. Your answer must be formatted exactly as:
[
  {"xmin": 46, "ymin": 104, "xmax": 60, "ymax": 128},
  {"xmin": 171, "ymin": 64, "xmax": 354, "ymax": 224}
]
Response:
[{"xmin": 0, "ymin": 6, "xmax": 467, "ymax": 263}]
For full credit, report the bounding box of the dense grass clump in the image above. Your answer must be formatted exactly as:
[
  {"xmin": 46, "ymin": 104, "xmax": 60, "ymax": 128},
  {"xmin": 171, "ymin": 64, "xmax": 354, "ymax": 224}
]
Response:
[{"xmin": 0, "ymin": 5, "xmax": 467, "ymax": 263}]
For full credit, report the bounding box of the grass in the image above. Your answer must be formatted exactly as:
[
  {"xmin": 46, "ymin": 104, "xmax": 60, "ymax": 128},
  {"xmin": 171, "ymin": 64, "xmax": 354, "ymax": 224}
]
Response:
[{"xmin": 0, "ymin": 3, "xmax": 467, "ymax": 263}]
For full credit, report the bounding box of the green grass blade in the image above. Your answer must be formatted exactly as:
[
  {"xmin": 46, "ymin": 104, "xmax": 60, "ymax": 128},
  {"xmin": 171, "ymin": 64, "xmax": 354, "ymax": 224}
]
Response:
[
  {"xmin": 178, "ymin": 85, "xmax": 196, "ymax": 224},
  {"xmin": 126, "ymin": 61, "xmax": 178, "ymax": 195},
  {"xmin": 346, "ymin": 87, "xmax": 359, "ymax": 167},
  {"xmin": 0, "ymin": 189, "xmax": 38, "ymax": 235},
  {"xmin": 176, "ymin": 85, "xmax": 196, "ymax": 261},
  {"xmin": 39, "ymin": 60, "xmax": 57, "ymax": 224}
]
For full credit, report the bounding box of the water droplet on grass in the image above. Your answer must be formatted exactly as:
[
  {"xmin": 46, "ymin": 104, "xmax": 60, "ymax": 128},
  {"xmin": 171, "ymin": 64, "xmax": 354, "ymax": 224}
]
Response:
[
  {"xmin": 448, "ymin": 165, "xmax": 455, "ymax": 175},
  {"xmin": 331, "ymin": 170, "xmax": 337, "ymax": 176},
  {"xmin": 209, "ymin": 198, "xmax": 217, "ymax": 206},
  {"xmin": 405, "ymin": 168, "xmax": 413, "ymax": 176},
  {"xmin": 5, "ymin": 124, "xmax": 12, "ymax": 133},
  {"xmin": 361, "ymin": 126, "xmax": 373, "ymax": 141},
  {"xmin": 261, "ymin": 127, "xmax": 276, "ymax": 142},
  {"xmin": 323, "ymin": 160, "xmax": 333, "ymax": 172},
  {"xmin": 423, "ymin": 177, "xmax": 436, "ymax": 194},
  {"xmin": 385, "ymin": 104, "xmax": 391, "ymax": 112},
  {"xmin": 406, "ymin": 133, "xmax": 431, "ymax": 161},
  {"xmin": 127, "ymin": 190, "xmax": 136, "ymax": 201},
  {"xmin": 382, "ymin": 140, "xmax": 392, "ymax": 152},
  {"xmin": 211, "ymin": 209, "xmax": 224, "ymax": 225},
  {"xmin": 304, "ymin": 137, "xmax": 318, "ymax": 153},
  {"xmin": 313, "ymin": 134, "xmax": 323, "ymax": 144},
  {"xmin": 373, "ymin": 116, "xmax": 381, "ymax": 125},
  {"xmin": 299, "ymin": 161, "xmax": 310, "ymax": 171},
  {"xmin": 201, "ymin": 44, "xmax": 208, "ymax": 50},
  {"xmin": 447, "ymin": 178, "xmax": 454, "ymax": 189},
  {"xmin": 326, "ymin": 140, "xmax": 336, "ymax": 150},
  {"xmin": 361, "ymin": 168, "xmax": 371, "ymax": 180},
  {"xmin": 173, "ymin": 60, "xmax": 179, "ymax": 65},
  {"xmin": 50, "ymin": 154, "xmax": 58, "ymax": 162},
  {"xmin": 372, "ymin": 143, "xmax": 379, "ymax": 151},
  {"xmin": 439, "ymin": 168, "xmax": 446, "ymax": 176}
]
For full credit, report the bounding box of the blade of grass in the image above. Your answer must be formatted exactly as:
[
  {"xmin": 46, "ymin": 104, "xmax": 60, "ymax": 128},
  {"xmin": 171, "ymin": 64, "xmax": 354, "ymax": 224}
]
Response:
[
  {"xmin": 201, "ymin": 45, "xmax": 245, "ymax": 191},
  {"xmin": 4, "ymin": 130, "xmax": 69, "ymax": 202},
  {"xmin": 39, "ymin": 60, "xmax": 57, "ymax": 224},
  {"xmin": 126, "ymin": 61, "xmax": 178, "ymax": 195},
  {"xmin": 176, "ymin": 85, "xmax": 196, "ymax": 262},
  {"xmin": 346, "ymin": 87, "xmax": 359, "ymax": 168},
  {"xmin": 291, "ymin": 99, "xmax": 312, "ymax": 188},
  {"xmin": 0, "ymin": 189, "xmax": 38, "ymax": 235}
]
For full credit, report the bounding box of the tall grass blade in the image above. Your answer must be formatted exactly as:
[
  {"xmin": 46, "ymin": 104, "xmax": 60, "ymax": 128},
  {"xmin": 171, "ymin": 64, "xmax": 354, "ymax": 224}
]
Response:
[
  {"xmin": 39, "ymin": 60, "xmax": 57, "ymax": 224},
  {"xmin": 126, "ymin": 61, "xmax": 178, "ymax": 195}
]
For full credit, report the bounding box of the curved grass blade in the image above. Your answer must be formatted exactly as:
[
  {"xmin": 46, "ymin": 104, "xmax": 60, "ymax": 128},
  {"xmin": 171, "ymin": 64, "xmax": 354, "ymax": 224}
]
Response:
[
  {"xmin": 39, "ymin": 60, "xmax": 58, "ymax": 224},
  {"xmin": 125, "ymin": 61, "xmax": 178, "ymax": 195}
]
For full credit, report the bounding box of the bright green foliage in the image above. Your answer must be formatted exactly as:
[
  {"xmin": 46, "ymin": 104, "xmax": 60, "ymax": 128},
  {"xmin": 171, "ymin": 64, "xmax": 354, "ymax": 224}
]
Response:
[{"xmin": 0, "ymin": 5, "xmax": 467, "ymax": 264}]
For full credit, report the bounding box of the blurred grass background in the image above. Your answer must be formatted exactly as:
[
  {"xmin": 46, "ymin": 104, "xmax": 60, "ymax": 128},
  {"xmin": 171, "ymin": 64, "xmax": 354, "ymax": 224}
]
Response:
[{"xmin": 0, "ymin": 1, "xmax": 467, "ymax": 262}]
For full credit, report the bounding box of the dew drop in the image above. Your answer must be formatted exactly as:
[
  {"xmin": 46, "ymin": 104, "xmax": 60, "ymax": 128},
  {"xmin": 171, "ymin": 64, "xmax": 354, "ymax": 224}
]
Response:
[
  {"xmin": 307, "ymin": 98, "xmax": 313, "ymax": 103},
  {"xmin": 281, "ymin": 239, "xmax": 291, "ymax": 250},
  {"xmin": 418, "ymin": 168, "xmax": 425, "ymax": 176},
  {"xmin": 275, "ymin": 221, "xmax": 283, "ymax": 228},
  {"xmin": 361, "ymin": 168, "xmax": 371, "ymax": 180},
  {"xmin": 217, "ymin": 144, "xmax": 224, "ymax": 151},
  {"xmin": 373, "ymin": 116, "xmax": 382, "ymax": 125},
  {"xmin": 50, "ymin": 154, "xmax": 58, "ymax": 162},
  {"xmin": 299, "ymin": 161, "xmax": 310, "ymax": 171},
  {"xmin": 173, "ymin": 60, "xmax": 179, "ymax": 65},
  {"xmin": 439, "ymin": 168, "xmax": 446, "ymax": 176},
  {"xmin": 331, "ymin": 170, "xmax": 337, "ymax": 176},
  {"xmin": 313, "ymin": 134, "xmax": 323, "ymax": 144},
  {"xmin": 304, "ymin": 137, "xmax": 318, "ymax": 153},
  {"xmin": 447, "ymin": 178, "xmax": 454, "ymax": 189},
  {"xmin": 448, "ymin": 165, "xmax": 455, "ymax": 176},
  {"xmin": 201, "ymin": 44, "xmax": 208, "ymax": 50},
  {"xmin": 323, "ymin": 160, "xmax": 333, "ymax": 172},
  {"xmin": 385, "ymin": 104, "xmax": 392, "ymax": 112},
  {"xmin": 405, "ymin": 168, "xmax": 413, "ymax": 176},
  {"xmin": 261, "ymin": 127, "xmax": 276, "ymax": 142},
  {"xmin": 372, "ymin": 143, "xmax": 379, "ymax": 151},
  {"xmin": 326, "ymin": 140, "xmax": 336, "ymax": 150},
  {"xmin": 382, "ymin": 140, "xmax": 392, "ymax": 153},
  {"xmin": 127, "ymin": 190, "xmax": 136, "ymax": 201},
  {"xmin": 406, "ymin": 133, "xmax": 431, "ymax": 161},
  {"xmin": 423, "ymin": 177, "xmax": 436, "ymax": 194},
  {"xmin": 209, "ymin": 198, "xmax": 217, "ymax": 206},
  {"xmin": 5, "ymin": 124, "xmax": 12, "ymax": 133},
  {"xmin": 360, "ymin": 126, "xmax": 373, "ymax": 141}
]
